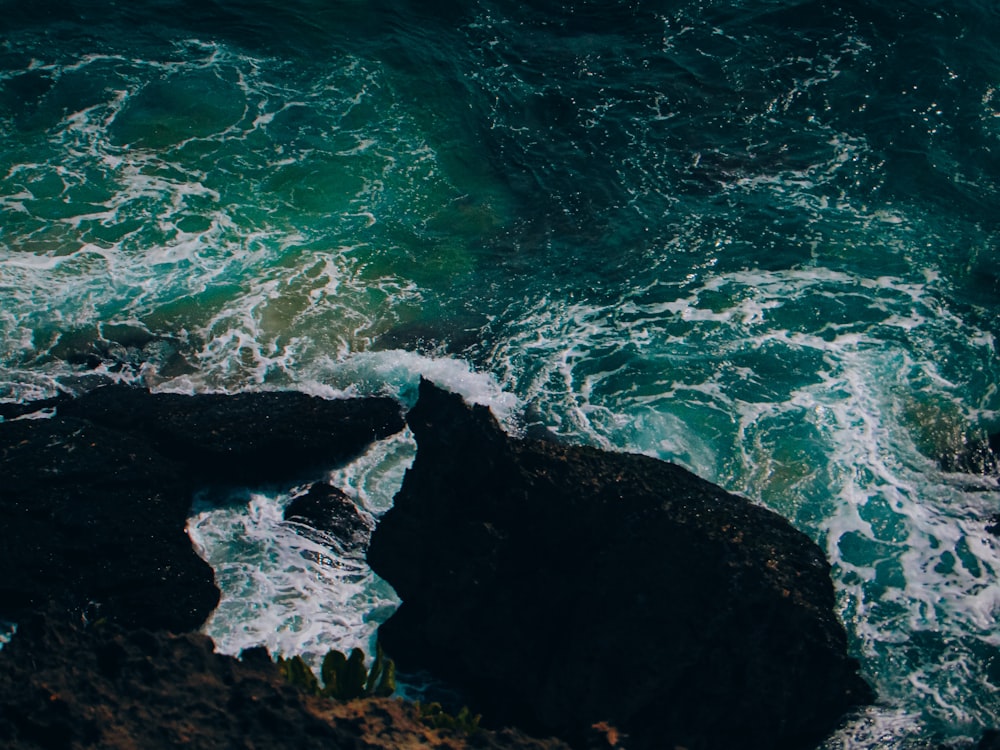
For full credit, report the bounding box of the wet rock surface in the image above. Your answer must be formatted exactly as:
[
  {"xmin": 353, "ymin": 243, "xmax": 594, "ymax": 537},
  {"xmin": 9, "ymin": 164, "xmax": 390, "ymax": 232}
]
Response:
[
  {"xmin": 0, "ymin": 384, "xmax": 404, "ymax": 631},
  {"xmin": 284, "ymin": 483, "xmax": 374, "ymax": 553},
  {"xmin": 368, "ymin": 379, "xmax": 874, "ymax": 750}
]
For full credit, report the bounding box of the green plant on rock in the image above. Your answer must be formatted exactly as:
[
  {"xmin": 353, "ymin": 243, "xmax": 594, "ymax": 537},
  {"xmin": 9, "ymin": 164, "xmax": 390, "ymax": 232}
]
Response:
[
  {"xmin": 363, "ymin": 642, "xmax": 397, "ymax": 698},
  {"xmin": 415, "ymin": 700, "xmax": 482, "ymax": 735},
  {"xmin": 278, "ymin": 653, "xmax": 320, "ymax": 694},
  {"xmin": 277, "ymin": 642, "xmax": 395, "ymax": 700}
]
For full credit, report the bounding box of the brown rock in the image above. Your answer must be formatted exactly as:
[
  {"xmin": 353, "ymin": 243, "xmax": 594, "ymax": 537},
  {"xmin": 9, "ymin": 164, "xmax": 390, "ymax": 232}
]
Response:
[{"xmin": 0, "ymin": 608, "xmax": 572, "ymax": 750}]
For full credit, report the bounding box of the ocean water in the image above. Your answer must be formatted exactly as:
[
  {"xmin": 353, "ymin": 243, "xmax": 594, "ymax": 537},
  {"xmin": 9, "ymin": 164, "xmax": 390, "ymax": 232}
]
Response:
[{"xmin": 2, "ymin": 0, "xmax": 999, "ymax": 745}]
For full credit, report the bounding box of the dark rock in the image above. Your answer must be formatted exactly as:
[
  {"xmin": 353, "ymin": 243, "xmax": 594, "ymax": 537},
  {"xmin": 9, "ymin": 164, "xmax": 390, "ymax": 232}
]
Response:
[
  {"xmin": 979, "ymin": 729, "xmax": 1000, "ymax": 750},
  {"xmin": 0, "ymin": 385, "xmax": 405, "ymax": 631},
  {"xmin": 59, "ymin": 384, "xmax": 405, "ymax": 484},
  {"xmin": 368, "ymin": 379, "xmax": 874, "ymax": 750},
  {"xmin": 50, "ymin": 324, "xmax": 197, "ymax": 379},
  {"xmin": 0, "ymin": 392, "xmax": 72, "ymax": 420},
  {"xmin": 0, "ymin": 607, "xmax": 365, "ymax": 750},
  {"xmin": 371, "ymin": 314, "xmax": 488, "ymax": 356},
  {"xmin": 0, "ymin": 415, "xmax": 218, "ymax": 632},
  {"xmin": 284, "ymin": 483, "xmax": 374, "ymax": 552},
  {"xmin": 0, "ymin": 607, "xmax": 574, "ymax": 750},
  {"xmin": 0, "ymin": 384, "xmax": 583, "ymax": 750}
]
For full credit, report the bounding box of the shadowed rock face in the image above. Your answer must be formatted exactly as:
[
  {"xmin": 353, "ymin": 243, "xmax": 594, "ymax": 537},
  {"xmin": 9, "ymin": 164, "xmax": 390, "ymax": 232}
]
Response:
[
  {"xmin": 368, "ymin": 379, "xmax": 874, "ymax": 750},
  {"xmin": 0, "ymin": 608, "xmax": 576, "ymax": 750},
  {"xmin": 0, "ymin": 415, "xmax": 218, "ymax": 633},
  {"xmin": 0, "ymin": 384, "xmax": 404, "ymax": 632}
]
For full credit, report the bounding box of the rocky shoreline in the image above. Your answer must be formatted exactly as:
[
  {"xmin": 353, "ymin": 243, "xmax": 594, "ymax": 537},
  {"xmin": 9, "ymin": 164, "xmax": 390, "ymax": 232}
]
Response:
[
  {"xmin": 0, "ymin": 381, "xmax": 891, "ymax": 748},
  {"xmin": 0, "ymin": 384, "xmax": 404, "ymax": 632},
  {"xmin": 369, "ymin": 380, "xmax": 872, "ymax": 750}
]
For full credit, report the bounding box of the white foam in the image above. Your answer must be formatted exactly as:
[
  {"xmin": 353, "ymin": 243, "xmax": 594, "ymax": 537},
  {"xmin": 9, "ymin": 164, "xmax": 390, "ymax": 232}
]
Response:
[
  {"xmin": 317, "ymin": 349, "xmax": 523, "ymax": 430},
  {"xmin": 818, "ymin": 705, "xmax": 927, "ymax": 750},
  {"xmin": 187, "ymin": 427, "xmax": 415, "ymax": 666},
  {"xmin": 188, "ymin": 446, "xmax": 404, "ymax": 665},
  {"xmin": 0, "ymin": 33, "xmax": 478, "ymax": 396},
  {"xmin": 188, "ymin": 489, "xmax": 396, "ymax": 665},
  {"xmin": 329, "ymin": 428, "xmax": 416, "ymax": 516}
]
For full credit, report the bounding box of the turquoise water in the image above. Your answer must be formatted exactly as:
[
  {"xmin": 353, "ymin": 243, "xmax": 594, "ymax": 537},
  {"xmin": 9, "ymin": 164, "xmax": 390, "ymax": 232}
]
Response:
[{"xmin": 3, "ymin": 1, "xmax": 1000, "ymax": 745}]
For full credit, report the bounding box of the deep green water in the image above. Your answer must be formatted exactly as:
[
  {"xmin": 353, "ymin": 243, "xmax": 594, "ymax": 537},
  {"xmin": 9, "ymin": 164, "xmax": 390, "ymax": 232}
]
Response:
[{"xmin": 3, "ymin": 1, "xmax": 1000, "ymax": 746}]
